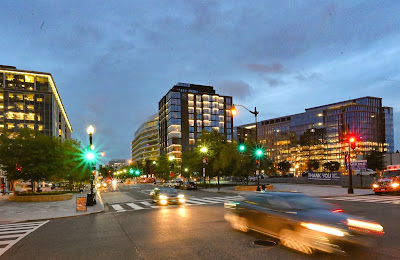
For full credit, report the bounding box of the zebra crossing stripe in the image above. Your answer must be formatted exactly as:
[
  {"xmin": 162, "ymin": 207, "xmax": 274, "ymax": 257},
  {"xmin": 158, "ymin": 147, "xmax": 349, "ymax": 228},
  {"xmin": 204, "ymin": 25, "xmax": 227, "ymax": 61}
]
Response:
[
  {"xmin": 139, "ymin": 201, "xmax": 152, "ymax": 207},
  {"xmin": 188, "ymin": 197, "xmax": 221, "ymax": 204},
  {"xmin": 126, "ymin": 203, "xmax": 144, "ymax": 210},
  {"xmin": 110, "ymin": 204, "xmax": 126, "ymax": 212},
  {"xmin": 0, "ymin": 220, "xmax": 49, "ymax": 257},
  {"xmin": 323, "ymin": 196, "xmax": 400, "ymax": 203},
  {"xmin": 185, "ymin": 199, "xmax": 208, "ymax": 205}
]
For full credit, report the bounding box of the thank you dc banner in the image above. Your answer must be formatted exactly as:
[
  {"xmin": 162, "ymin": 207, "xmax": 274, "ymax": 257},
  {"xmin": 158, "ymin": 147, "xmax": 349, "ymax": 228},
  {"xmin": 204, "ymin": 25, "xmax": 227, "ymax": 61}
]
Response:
[{"xmin": 308, "ymin": 172, "xmax": 341, "ymax": 180}]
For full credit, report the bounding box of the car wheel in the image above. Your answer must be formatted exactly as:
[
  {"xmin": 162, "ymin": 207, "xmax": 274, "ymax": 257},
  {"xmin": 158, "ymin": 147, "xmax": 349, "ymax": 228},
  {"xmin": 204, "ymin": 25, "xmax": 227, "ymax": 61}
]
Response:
[
  {"xmin": 231, "ymin": 216, "xmax": 249, "ymax": 232},
  {"xmin": 279, "ymin": 229, "xmax": 314, "ymax": 255}
]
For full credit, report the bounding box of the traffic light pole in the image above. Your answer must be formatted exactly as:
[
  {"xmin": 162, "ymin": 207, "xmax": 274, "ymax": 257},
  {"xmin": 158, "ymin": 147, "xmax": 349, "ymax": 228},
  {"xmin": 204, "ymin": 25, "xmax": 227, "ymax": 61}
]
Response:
[{"xmin": 348, "ymin": 142, "xmax": 354, "ymax": 194}]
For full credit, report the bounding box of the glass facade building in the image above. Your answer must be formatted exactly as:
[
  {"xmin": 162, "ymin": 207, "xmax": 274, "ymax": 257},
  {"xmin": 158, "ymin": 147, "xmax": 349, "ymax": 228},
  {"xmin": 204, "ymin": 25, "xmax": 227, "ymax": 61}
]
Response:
[
  {"xmin": 159, "ymin": 83, "xmax": 233, "ymax": 160},
  {"xmin": 131, "ymin": 113, "xmax": 160, "ymax": 164},
  {"xmin": 0, "ymin": 65, "xmax": 72, "ymax": 140},
  {"xmin": 237, "ymin": 97, "xmax": 394, "ymax": 165}
]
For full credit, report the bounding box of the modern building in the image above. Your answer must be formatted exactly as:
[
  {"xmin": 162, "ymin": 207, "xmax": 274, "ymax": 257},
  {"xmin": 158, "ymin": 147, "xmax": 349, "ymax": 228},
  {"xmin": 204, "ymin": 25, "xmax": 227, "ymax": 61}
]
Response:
[
  {"xmin": 131, "ymin": 113, "xmax": 159, "ymax": 165},
  {"xmin": 236, "ymin": 97, "xmax": 394, "ymax": 166},
  {"xmin": 108, "ymin": 159, "xmax": 128, "ymax": 169},
  {"xmin": 0, "ymin": 65, "xmax": 72, "ymax": 140},
  {"xmin": 158, "ymin": 82, "xmax": 233, "ymax": 160}
]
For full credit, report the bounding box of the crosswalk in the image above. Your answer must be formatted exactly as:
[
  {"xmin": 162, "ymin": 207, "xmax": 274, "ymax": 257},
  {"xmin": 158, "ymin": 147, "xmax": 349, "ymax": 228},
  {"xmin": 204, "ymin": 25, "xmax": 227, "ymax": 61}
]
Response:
[
  {"xmin": 108, "ymin": 195, "xmax": 243, "ymax": 213},
  {"xmin": 0, "ymin": 220, "xmax": 49, "ymax": 257},
  {"xmin": 322, "ymin": 195, "xmax": 400, "ymax": 204}
]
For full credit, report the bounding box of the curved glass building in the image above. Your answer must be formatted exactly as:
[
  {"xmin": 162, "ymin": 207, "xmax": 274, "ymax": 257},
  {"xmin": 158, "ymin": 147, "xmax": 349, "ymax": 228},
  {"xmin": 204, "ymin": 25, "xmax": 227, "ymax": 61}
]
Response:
[{"xmin": 131, "ymin": 113, "xmax": 159, "ymax": 164}]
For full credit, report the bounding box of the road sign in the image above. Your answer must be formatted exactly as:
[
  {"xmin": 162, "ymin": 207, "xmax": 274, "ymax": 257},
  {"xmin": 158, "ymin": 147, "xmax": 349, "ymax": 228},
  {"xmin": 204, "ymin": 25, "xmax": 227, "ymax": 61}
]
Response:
[{"xmin": 347, "ymin": 160, "xmax": 367, "ymax": 170}]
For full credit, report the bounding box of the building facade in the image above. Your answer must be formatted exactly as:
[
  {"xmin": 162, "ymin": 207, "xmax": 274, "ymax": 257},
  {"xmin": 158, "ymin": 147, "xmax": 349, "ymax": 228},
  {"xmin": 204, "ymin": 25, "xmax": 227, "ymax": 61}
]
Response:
[
  {"xmin": 159, "ymin": 82, "xmax": 233, "ymax": 160},
  {"xmin": 131, "ymin": 113, "xmax": 159, "ymax": 165},
  {"xmin": 0, "ymin": 65, "xmax": 72, "ymax": 140},
  {"xmin": 237, "ymin": 97, "xmax": 394, "ymax": 166},
  {"xmin": 108, "ymin": 159, "xmax": 128, "ymax": 169}
]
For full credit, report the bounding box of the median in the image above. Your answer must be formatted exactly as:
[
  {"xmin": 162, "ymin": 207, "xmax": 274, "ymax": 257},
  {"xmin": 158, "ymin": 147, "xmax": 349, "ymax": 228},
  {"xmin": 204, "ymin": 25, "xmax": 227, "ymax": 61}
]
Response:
[{"xmin": 9, "ymin": 192, "xmax": 73, "ymax": 202}]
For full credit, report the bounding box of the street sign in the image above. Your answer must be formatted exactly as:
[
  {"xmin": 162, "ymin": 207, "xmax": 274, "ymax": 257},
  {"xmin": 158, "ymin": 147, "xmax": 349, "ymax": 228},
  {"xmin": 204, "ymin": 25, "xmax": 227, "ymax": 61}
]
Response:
[
  {"xmin": 76, "ymin": 197, "xmax": 87, "ymax": 212},
  {"xmin": 308, "ymin": 172, "xmax": 341, "ymax": 180},
  {"xmin": 347, "ymin": 160, "xmax": 367, "ymax": 170}
]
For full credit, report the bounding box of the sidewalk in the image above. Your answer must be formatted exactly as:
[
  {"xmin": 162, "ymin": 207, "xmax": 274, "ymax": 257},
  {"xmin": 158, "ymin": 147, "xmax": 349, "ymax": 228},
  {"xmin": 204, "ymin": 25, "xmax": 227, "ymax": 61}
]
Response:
[
  {"xmin": 201, "ymin": 183, "xmax": 374, "ymax": 197},
  {"xmin": 0, "ymin": 191, "xmax": 104, "ymax": 224}
]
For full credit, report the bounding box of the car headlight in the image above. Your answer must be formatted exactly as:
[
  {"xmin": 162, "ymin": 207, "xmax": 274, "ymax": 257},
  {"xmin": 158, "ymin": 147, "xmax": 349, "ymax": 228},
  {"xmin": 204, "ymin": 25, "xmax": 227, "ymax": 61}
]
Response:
[
  {"xmin": 347, "ymin": 218, "xmax": 384, "ymax": 233},
  {"xmin": 300, "ymin": 222, "xmax": 345, "ymax": 237},
  {"xmin": 391, "ymin": 183, "xmax": 399, "ymax": 188},
  {"xmin": 178, "ymin": 194, "xmax": 184, "ymax": 199},
  {"xmin": 159, "ymin": 195, "xmax": 168, "ymax": 200},
  {"xmin": 96, "ymin": 183, "xmax": 101, "ymax": 188},
  {"xmin": 103, "ymin": 183, "xmax": 107, "ymax": 187},
  {"xmin": 372, "ymin": 184, "xmax": 379, "ymax": 188}
]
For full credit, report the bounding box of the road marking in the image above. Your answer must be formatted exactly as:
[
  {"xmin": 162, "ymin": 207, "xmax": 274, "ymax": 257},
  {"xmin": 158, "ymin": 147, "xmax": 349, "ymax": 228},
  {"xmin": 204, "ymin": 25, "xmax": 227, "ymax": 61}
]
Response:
[
  {"xmin": 0, "ymin": 220, "xmax": 49, "ymax": 257},
  {"xmin": 186, "ymin": 199, "xmax": 208, "ymax": 205},
  {"xmin": 126, "ymin": 203, "xmax": 144, "ymax": 210},
  {"xmin": 110, "ymin": 204, "xmax": 126, "ymax": 212}
]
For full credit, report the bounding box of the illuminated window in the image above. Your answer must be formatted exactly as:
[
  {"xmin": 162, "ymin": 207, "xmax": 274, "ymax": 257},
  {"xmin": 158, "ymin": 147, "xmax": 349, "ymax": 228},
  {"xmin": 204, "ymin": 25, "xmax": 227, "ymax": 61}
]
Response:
[
  {"xmin": 188, "ymin": 107, "xmax": 194, "ymax": 114},
  {"xmin": 188, "ymin": 94, "xmax": 194, "ymax": 101},
  {"xmin": 204, "ymin": 121, "xmax": 210, "ymax": 126},
  {"xmin": 219, "ymin": 103, "xmax": 224, "ymax": 109},
  {"xmin": 7, "ymin": 123, "xmax": 14, "ymax": 129},
  {"xmin": 27, "ymin": 105, "xmax": 34, "ymax": 110},
  {"xmin": 0, "ymin": 103, "xmax": 3, "ymax": 109},
  {"xmin": 17, "ymin": 123, "xmax": 24, "ymax": 129},
  {"xmin": 196, "ymin": 108, "xmax": 202, "ymax": 114},
  {"xmin": 203, "ymin": 108, "xmax": 210, "ymax": 114},
  {"xmin": 0, "ymin": 93, "xmax": 3, "ymax": 100},
  {"xmin": 25, "ymin": 94, "xmax": 34, "ymax": 101},
  {"xmin": 25, "ymin": 113, "xmax": 35, "ymax": 121},
  {"xmin": 189, "ymin": 120, "xmax": 194, "ymax": 126},
  {"xmin": 6, "ymin": 112, "xmax": 14, "ymax": 119},
  {"xmin": 38, "ymin": 125, "xmax": 43, "ymax": 131},
  {"xmin": 37, "ymin": 97, "xmax": 43, "ymax": 102},
  {"xmin": 16, "ymin": 113, "xmax": 24, "ymax": 120},
  {"xmin": 37, "ymin": 115, "xmax": 41, "ymax": 121},
  {"xmin": 0, "ymin": 124, "xmax": 4, "ymax": 128},
  {"xmin": 189, "ymin": 139, "xmax": 195, "ymax": 145},
  {"xmin": 202, "ymin": 95, "xmax": 210, "ymax": 101}
]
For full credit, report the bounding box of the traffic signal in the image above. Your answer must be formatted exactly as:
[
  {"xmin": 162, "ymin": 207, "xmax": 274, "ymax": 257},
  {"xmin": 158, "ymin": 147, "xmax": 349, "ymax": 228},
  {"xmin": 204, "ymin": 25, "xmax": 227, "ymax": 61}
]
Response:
[
  {"xmin": 129, "ymin": 168, "xmax": 134, "ymax": 174},
  {"xmin": 85, "ymin": 151, "xmax": 95, "ymax": 161},
  {"xmin": 135, "ymin": 170, "xmax": 140, "ymax": 176},
  {"xmin": 349, "ymin": 135, "xmax": 357, "ymax": 150},
  {"xmin": 238, "ymin": 143, "xmax": 246, "ymax": 152},
  {"xmin": 231, "ymin": 106, "xmax": 237, "ymax": 116},
  {"xmin": 254, "ymin": 147, "xmax": 264, "ymax": 158}
]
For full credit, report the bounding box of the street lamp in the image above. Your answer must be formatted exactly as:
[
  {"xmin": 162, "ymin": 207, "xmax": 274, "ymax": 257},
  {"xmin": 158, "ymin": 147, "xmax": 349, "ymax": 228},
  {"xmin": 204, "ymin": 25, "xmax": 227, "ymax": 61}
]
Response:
[
  {"xmin": 200, "ymin": 146, "xmax": 208, "ymax": 189},
  {"xmin": 87, "ymin": 125, "xmax": 96, "ymax": 206},
  {"xmin": 232, "ymin": 104, "xmax": 262, "ymax": 190}
]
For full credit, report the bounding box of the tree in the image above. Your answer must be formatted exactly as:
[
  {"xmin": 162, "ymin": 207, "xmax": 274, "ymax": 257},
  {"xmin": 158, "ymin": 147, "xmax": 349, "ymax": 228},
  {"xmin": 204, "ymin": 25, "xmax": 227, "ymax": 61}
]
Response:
[
  {"xmin": 322, "ymin": 161, "xmax": 340, "ymax": 172},
  {"xmin": 0, "ymin": 129, "xmax": 90, "ymax": 192},
  {"xmin": 277, "ymin": 161, "xmax": 292, "ymax": 176},
  {"xmin": 154, "ymin": 154, "xmax": 171, "ymax": 180},
  {"xmin": 306, "ymin": 159, "xmax": 320, "ymax": 171},
  {"xmin": 367, "ymin": 150, "xmax": 385, "ymax": 171}
]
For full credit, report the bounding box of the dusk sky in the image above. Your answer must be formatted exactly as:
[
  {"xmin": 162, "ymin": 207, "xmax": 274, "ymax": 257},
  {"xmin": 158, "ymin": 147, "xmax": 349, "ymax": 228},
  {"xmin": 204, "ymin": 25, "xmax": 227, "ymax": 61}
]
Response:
[{"xmin": 2, "ymin": 1, "xmax": 400, "ymax": 160}]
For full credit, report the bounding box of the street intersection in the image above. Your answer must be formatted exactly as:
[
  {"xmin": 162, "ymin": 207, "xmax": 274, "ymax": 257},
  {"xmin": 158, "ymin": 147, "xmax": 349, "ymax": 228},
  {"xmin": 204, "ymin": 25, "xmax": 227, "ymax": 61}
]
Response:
[{"xmin": 1, "ymin": 183, "xmax": 400, "ymax": 260}]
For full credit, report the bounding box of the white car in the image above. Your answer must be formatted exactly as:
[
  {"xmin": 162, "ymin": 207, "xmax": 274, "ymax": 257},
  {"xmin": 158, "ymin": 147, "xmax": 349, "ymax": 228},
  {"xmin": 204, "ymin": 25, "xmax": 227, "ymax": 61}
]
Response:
[
  {"xmin": 355, "ymin": 169, "xmax": 376, "ymax": 176},
  {"xmin": 163, "ymin": 181, "xmax": 174, "ymax": 187}
]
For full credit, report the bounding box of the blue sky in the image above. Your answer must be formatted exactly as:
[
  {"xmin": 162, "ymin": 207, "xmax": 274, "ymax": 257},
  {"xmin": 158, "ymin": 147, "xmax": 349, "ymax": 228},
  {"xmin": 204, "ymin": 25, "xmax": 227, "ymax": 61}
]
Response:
[{"xmin": 1, "ymin": 1, "xmax": 400, "ymax": 159}]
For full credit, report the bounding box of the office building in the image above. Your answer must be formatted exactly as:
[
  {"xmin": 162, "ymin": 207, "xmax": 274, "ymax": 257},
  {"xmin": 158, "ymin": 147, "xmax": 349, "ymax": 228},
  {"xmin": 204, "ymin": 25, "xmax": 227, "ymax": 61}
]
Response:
[
  {"xmin": 131, "ymin": 113, "xmax": 159, "ymax": 164},
  {"xmin": 108, "ymin": 159, "xmax": 128, "ymax": 169},
  {"xmin": 236, "ymin": 96, "xmax": 394, "ymax": 165},
  {"xmin": 0, "ymin": 65, "xmax": 72, "ymax": 140},
  {"xmin": 158, "ymin": 82, "xmax": 233, "ymax": 160}
]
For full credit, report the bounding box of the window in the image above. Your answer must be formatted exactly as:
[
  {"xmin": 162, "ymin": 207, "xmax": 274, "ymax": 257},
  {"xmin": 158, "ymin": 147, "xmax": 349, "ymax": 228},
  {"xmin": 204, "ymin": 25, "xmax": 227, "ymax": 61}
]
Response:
[
  {"xmin": 188, "ymin": 107, "xmax": 194, "ymax": 114},
  {"xmin": 196, "ymin": 95, "xmax": 201, "ymax": 101},
  {"xmin": 196, "ymin": 120, "xmax": 202, "ymax": 126},
  {"xmin": 189, "ymin": 120, "xmax": 194, "ymax": 126}
]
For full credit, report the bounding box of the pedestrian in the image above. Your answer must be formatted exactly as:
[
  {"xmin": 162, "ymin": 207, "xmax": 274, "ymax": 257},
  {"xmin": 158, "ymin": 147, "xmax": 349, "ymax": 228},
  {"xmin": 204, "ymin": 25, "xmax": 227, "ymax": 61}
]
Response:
[{"xmin": 261, "ymin": 184, "xmax": 266, "ymax": 191}]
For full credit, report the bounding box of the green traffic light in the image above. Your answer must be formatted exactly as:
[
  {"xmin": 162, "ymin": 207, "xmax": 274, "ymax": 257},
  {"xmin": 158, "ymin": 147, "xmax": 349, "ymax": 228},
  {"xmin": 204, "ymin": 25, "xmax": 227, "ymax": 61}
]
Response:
[
  {"xmin": 129, "ymin": 169, "xmax": 134, "ymax": 174},
  {"xmin": 238, "ymin": 144, "xmax": 246, "ymax": 152},
  {"xmin": 254, "ymin": 147, "xmax": 264, "ymax": 158},
  {"xmin": 85, "ymin": 151, "xmax": 95, "ymax": 160},
  {"xmin": 135, "ymin": 170, "xmax": 140, "ymax": 176}
]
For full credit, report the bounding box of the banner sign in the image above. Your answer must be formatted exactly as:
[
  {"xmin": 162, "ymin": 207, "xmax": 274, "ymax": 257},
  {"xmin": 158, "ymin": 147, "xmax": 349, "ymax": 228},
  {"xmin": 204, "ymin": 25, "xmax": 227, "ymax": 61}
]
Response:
[
  {"xmin": 346, "ymin": 160, "xmax": 367, "ymax": 170},
  {"xmin": 308, "ymin": 172, "xmax": 341, "ymax": 180},
  {"xmin": 76, "ymin": 197, "xmax": 87, "ymax": 212}
]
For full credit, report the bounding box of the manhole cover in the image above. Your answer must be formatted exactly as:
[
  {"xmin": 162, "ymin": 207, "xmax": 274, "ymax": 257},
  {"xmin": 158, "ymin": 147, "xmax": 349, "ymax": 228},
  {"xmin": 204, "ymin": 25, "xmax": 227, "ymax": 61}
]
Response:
[{"xmin": 253, "ymin": 240, "xmax": 278, "ymax": 246}]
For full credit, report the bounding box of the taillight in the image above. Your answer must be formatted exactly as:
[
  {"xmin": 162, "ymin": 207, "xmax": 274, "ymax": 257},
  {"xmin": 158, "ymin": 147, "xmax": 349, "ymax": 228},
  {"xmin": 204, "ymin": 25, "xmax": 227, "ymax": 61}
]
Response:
[{"xmin": 332, "ymin": 209, "xmax": 344, "ymax": 213}]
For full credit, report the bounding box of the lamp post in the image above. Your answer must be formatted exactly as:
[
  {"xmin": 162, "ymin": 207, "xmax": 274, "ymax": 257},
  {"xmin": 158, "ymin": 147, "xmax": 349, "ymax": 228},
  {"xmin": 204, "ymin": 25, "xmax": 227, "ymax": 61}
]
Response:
[
  {"xmin": 87, "ymin": 125, "xmax": 96, "ymax": 206},
  {"xmin": 348, "ymin": 136, "xmax": 356, "ymax": 194},
  {"xmin": 231, "ymin": 104, "xmax": 261, "ymax": 191},
  {"xmin": 200, "ymin": 147, "xmax": 208, "ymax": 189}
]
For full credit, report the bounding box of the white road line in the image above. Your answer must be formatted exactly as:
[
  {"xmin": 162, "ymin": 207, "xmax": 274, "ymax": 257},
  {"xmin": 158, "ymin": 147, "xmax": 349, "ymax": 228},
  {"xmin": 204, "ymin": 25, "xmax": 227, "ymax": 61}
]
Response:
[
  {"xmin": 0, "ymin": 222, "xmax": 46, "ymax": 228},
  {"xmin": 0, "ymin": 220, "xmax": 49, "ymax": 257},
  {"xmin": 126, "ymin": 203, "xmax": 144, "ymax": 210},
  {"xmin": 323, "ymin": 196, "xmax": 400, "ymax": 203},
  {"xmin": 139, "ymin": 201, "xmax": 152, "ymax": 207},
  {"xmin": 110, "ymin": 204, "xmax": 125, "ymax": 212},
  {"xmin": 0, "ymin": 227, "xmax": 39, "ymax": 231},
  {"xmin": 188, "ymin": 198, "xmax": 221, "ymax": 204},
  {"xmin": 185, "ymin": 199, "xmax": 208, "ymax": 205}
]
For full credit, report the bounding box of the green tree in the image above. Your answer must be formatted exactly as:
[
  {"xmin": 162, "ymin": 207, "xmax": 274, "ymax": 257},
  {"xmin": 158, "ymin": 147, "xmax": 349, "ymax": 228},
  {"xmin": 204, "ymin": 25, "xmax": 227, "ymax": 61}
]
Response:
[
  {"xmin": 277, "ymin": 161, "xmax": 292, "ymax": 176},
  {"xmin": 154, "ymin": 154, "xmax": 171, "ymax": 180},
  {"xmin": 367, "ymin": 150, "xmax": 385, "ymax": 171},
  {"xmin": 306, "ymin": 159, "xmax": 320, "ymax": 171},
  {"xmin": 322, "ymin": 161, "xmax": 340, "ymax": 172}
]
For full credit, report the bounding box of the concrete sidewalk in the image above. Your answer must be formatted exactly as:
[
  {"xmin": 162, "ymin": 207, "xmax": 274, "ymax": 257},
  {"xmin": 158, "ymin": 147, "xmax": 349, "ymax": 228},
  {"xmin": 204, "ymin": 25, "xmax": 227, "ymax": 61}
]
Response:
[
  {"xmin": 0, "ymin": 191, "xmax": 104, "ymax": 224},
  {"xmin": 202, "ymin": 183, "xmax": 374, "ymax": 197}
]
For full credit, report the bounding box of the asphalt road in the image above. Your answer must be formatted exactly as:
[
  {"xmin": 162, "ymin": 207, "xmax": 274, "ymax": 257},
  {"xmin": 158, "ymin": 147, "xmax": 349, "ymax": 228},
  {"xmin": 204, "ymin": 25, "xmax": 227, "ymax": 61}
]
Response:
[{"xmin": 2, "ymin": 184, "xmax": 400, "ymax": 260}]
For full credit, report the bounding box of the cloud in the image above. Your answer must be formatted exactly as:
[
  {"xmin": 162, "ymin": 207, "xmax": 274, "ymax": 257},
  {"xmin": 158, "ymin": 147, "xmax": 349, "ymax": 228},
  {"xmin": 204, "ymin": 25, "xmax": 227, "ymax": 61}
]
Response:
[
  {"xmin": 214, "ymin": 80, "xmax": 253, "ymax": 99},
  {"xmin": 295, "ymin": 72, "xmax": 322, "ymax": 82},
  {"xmin": 264, "ymin": 77, "xmax": 285, "ymax": 87},
  {"xmin": 247, "ymin": 63, "xmax": 284, "ymax": 73}
]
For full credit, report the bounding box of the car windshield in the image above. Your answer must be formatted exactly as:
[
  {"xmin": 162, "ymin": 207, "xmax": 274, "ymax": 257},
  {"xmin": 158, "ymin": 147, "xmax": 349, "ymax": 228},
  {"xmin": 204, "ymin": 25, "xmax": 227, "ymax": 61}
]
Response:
[
  {"xmin": 382, "ymin": 170, "xmax": 400, "ymax": 178},
  {"xmin": 158, "ymin": 187, "xmax": 177, "ymax": 195}
]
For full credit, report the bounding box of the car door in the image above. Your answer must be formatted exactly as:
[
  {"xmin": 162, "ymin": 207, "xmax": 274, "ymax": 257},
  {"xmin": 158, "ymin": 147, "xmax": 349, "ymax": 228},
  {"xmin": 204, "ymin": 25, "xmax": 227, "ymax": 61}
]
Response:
[{"xmin": 252, "ymin": 195, "xmax": 292, "ymax": 237}]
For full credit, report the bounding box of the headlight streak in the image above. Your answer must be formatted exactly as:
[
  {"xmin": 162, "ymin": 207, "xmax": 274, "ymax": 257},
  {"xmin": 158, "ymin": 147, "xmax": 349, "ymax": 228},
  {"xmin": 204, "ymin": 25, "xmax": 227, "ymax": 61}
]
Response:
[
  {"xmin": 347, "ymin": 219, "xmax": 384, "ymax": 233},
  {"xmin": 300, "ymin": 222, "xmax": 345, "ymax": 237}
]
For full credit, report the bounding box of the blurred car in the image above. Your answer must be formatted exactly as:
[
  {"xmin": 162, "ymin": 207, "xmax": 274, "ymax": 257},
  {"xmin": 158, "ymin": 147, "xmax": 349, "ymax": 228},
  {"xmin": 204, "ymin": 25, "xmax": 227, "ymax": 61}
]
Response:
[
  {"xmin": 355, "ymin": 169, "xmax": 376, "ymax": 176},
  {"xmin": 248, "ymin": 176, "xmax": 257, "ymax": 182},
  {"xmin": 150, "ymin": 187, "xmax": 186, "ymax": 205},
  {"xmin": 372, "ymin": 169, "xmax": 400, "ymax": 194},
  {"xmin": 173, "ymin": 179, "xmax": 184, "ymax": 189},
  {"xmin": 163, "ymin": 180, "xmax": 174, "ymax": 187},
  {"xmin": 224, "ymin": 192, "xmax": 384, "ymax": 255},
  {"xmin": 180, "ymin": 181, "xmax": 197, "ymax": 190},
  {"xmin": 231, "ymin": 176, "xmax": 244, "ymax": 182}
]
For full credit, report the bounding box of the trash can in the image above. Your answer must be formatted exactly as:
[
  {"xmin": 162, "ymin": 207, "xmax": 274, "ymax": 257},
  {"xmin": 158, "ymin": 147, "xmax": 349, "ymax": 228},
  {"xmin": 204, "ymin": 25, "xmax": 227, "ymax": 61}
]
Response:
[{"xmin": 87, "ymin": 193, "xmax": 96, "ymax": 206}]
